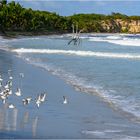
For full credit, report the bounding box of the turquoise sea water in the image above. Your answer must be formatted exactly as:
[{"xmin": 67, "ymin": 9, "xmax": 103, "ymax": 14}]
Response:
[{"xmin": 2, "ymin": 33, "xmax": 140, "ymax": 119}]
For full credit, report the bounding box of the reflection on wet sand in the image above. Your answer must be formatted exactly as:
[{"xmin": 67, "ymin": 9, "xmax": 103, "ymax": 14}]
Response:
[
  {"xmin": 0, "ymin": 106, "xmax": 18, "ymax": 131},
  {"xmin": 20, "ymin": 111, "xmax": 39, "ymax": 138},
  {"xmin": 20, "ymin": 111, "xmax": 29, "ymax": 129},
  {"xmin": 24, "ymin": 112, "xmax": 29, "ymax": 124},
  {"xmin": 5, "ymin": 109, "xmax": 10, "ymax": 131},
  {"xmin": 0, "ymin": 106, "xmax": 5, "ymax": 130},
  {"xmin": 32, "ymin": 116, "xmax": 38, "ymax": 137},
  {"xmin": 12, "ymin": 109, "xmax": 18, "ymax": 131}
]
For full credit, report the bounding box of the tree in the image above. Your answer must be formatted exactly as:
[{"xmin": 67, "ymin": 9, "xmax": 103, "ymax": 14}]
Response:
[
  {"xmin": 0, "ymin": 0, "xmax": 140, "ymax": 34},
  {"xmin": 0, "ymin": 0, "xmax": 7, "ymax": 6}
]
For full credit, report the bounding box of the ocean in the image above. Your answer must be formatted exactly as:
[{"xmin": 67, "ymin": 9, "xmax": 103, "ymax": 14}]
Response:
[
  {"xmin": 1, "ymin": 33, "xmax": 140, "ymax": 138},
  {"xmin": 2, "ymin": 33, "xmax": 140, "ymax": 119}
]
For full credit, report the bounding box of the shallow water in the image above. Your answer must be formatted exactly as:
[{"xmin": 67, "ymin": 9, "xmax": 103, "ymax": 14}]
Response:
[
  {"xmin": 5, "ymin": 33, "xmax": 140, "ymax": 119},
  {"xmin": 1, "ymin": 34, "xmax": 140, "ymax": 138}
]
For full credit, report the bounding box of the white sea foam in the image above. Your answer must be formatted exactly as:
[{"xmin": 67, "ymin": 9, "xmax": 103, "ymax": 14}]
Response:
[
  {"xmin": 17, "ymin": 53, "xmax": 140, "ymax": 120},
  {"xmin": 82, "ymin": 129, "xmax": 122, "ymax": 135},
  {"xmin": 14, "ymin": 52, "xmax": 140, "ymax": 123},
  {"xmin": 107, "ymin": 39, "xmax": 140, "ymax": 46},
  {"xmin": 106, "ymin": 35, "xmax": 122, "ymax": 40},
  {"xmin": 12, "ymin": 48, "xmax": 140, "ymax": 60},
  {"xmin": 2, "ymin": 35, "xmax": 140, "ymax": 120},
  {"xmin": 82, "ymin": 130, "xmax": 139, "ymax": 139},
  {"xmin": 89, "ymin": 36, "xmax": 140, "ymax": 46}
]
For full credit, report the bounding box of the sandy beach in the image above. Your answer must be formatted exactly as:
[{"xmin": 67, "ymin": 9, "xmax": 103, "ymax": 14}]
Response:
[
  {"xmin": 0, "ymin": 42, "xmax": 140, "ymax": 139},
  {"xmin": 0, "ymin": 0, "xmax": 140, "ymax": 138}
]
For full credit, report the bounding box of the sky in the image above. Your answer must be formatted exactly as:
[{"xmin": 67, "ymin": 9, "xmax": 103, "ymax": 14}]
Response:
[{"xmin": 8, "ymin": 0, "xmax": 140, "ymax": 16}]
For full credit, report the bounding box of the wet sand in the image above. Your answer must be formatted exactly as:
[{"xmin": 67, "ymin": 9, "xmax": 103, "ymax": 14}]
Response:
[{"xmin": 0, "ymin": 49, "xmax": 140, "ymax": 139}]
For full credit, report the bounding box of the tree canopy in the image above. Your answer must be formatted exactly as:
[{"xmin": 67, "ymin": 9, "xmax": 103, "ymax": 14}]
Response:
[{"xmin": 0, "ymin": 0, "xmax": 140, "ymax": 34}]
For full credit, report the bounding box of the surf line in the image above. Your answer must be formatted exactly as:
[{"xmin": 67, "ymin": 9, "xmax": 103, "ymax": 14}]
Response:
[{"xmin": 13, "ymin": 48, "xmax": 140, "ymax": 60}]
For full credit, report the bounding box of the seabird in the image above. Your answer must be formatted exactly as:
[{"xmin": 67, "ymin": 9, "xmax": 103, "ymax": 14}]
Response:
[
  {"xmin": 8, "ymin": 89, "xmax": 12, "ymax": 95},
  {"xmin": 63, "ymin": 96, "xmax": 68, "ymax": 104},
  {"xmin": 4, "ymin": 83, "xmax": 9, "ymax": 89},
  {"xmin": 0, "ymin": 91, "xmax": 4, "ymax": 95},
  {"xmin": 8, "ymin": 104, "xmax": 16, "ymax": 109},
  {"xmin": 9, "ymin": 76, "xmax": 13, "ymax": 80},
  {"xmin": 0, "ymin": 75, "xmax": 3, "ymax": 82},
  {"xmin": 22, "ymin": 97, "xmax": 32, "ymax": 105},
  {"xmin": 40, "ymin": 93, "xmax": 47, "ymax": 102},
  {"xmin": 19, "ymin": 73, "xmax": 24, "ymax": 78},
  {"xmin": 15, "ymin": 88, "xmax": 21, "ymax": 96},
  {"xmin": 35, "ymin": 95, "xmax": 42, "ymax": 108},
  {"xmin": 0, "ymin": 81, "xmax": 2, "ymax": 88},
  {"xmin": 0, "ymin": 94, "xmax": 7, "ymax": 104},
  {"xmin": 6, "ymin": 80, "xmax": 12, "ymax": 89}
]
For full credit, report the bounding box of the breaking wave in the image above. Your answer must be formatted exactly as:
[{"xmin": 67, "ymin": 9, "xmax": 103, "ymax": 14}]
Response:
[
  {"xmin": 12, "ymin": 48, "xmax": 140, "ymax": 60},
  {"xmin": 16, "ymin": 53, "xmax": 140, "ymax": 120},
  {"xmin": 89, "ymin": 36, "xmax": 140, "ymax": 46}
]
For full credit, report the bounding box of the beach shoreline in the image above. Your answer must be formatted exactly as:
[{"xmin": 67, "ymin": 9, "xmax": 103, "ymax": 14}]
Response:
[
  {"xmin": 0, "ymin": 31, "xmax": 139, "ymax": 39},
  {"xmin": 0, "ymin": 45, "xmax": 140, "ymax": 139}
]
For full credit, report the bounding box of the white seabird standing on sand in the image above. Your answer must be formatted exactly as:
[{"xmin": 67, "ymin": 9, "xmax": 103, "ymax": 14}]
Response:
[
  {"xmin": 35, "ymin": 93, "xmax": 47, "ymax": 108},
  {"xmin": 8, "ymin": 70, "xmax": 13, "ymax": 80},
  {"xmin": 8, "ymin": 89, "xmax": 12, "ymax": 95},
  {"xmin": 0, "ymin": 75, "xmax": 3, "ymax": 82},
  {"xmin": 0, "ymin": 89, "xmax": 11, "ymax": 104},
  {"xmin": 15, "ymin": 88, "xmax": 21, "ymax": 96},
  {"xmin": 22, "ymin": 97, "xmax": 32, "ymax": 105},
  {"xmin": 0, "ymin": 81, "xmax": 2, "ymax": 88},
  {"xmin": 4, "ymin": 83, "xmax": 9, "ymax": 90},
  {"xmin": 0, "ymin": 95, "xmax": 7, "ymax": 104},
  {"xmin": 36, "ymin": 95, "xmax": 41, "ymax": 108},
  {"xmin": 8, "ymin": 80, "xmax": 12, "ymax": 88},
  {"xmin": 40, "ymin": 93, "xmax": 47, "ymax": 102},
  {"xmin": 63, "ymin": 96, "xmax": 68, "ymax": 104},
  {"xmin": 19, "ymin": 73, "xmax": 24, "ymax": 78},
  {"xmin": 9, "ymin": 76, "xmax": 13, "ymax": 80},
  {"xmin": 17, "ymin": 73, "xmax": 24, "ymax": 96},
  {"xmin": 8, "ymin": 104, "xmax": 16, "ymax": 109}
]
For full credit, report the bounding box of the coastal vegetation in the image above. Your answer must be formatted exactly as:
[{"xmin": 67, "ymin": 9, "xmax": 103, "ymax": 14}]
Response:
[{"xmin": 0, "ymin": 0, "xmax": 140, "ymax": 35}]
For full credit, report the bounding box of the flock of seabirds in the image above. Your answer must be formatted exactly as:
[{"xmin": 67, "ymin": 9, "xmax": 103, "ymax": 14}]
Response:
[
  {"xmin": 0, "ymin": 24, "xmax": 81, "ymax": 109},
  {"xmin": 0, "ymin": 70, "xmax": 68, "ymax": 109}
]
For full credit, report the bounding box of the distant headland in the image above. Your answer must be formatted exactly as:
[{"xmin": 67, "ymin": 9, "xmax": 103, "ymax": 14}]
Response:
[{"xmin": 0, "ymin": 0, "xmax": 140, "ymax": 37}]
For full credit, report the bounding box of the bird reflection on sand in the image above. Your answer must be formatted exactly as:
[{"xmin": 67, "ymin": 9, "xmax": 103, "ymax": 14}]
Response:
[
  {"xmin": 0, "ymin": 107, "xmax": 5, "ymax": 130},
  {"xmin": 23, "ymin": 112, "xmax": 29, "ymax": 124},
  {"xmin": 0, "ymin": 106, "xmax": 18, "ymax": 131},
  {"xmin": 12, "ymin": 109, "xmax": 18, "ymax": 131},
  {"xmin": 20, "ymin": 111, "xmax": 29, "ymax": 129},
  {"xmin": 32, "ymin": 116, "xmax": 38, "ymax": 137},
  {"xmin": 20, "ymin": 111, "xmax": 39, "ymax": 138}
]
